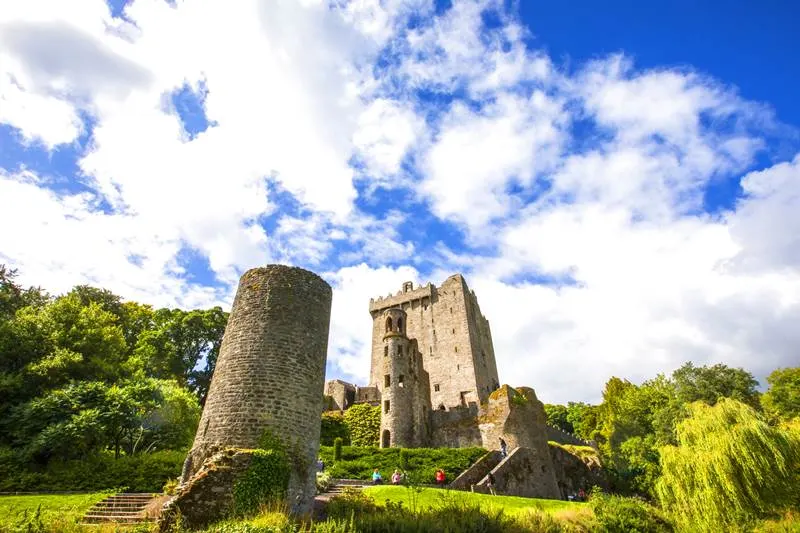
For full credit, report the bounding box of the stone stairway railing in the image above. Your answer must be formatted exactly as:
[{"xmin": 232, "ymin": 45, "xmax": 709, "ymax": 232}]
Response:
[
  {"xmin": 81, "ymin": 493, "xmax": 157, "ymax": 524},
  {"xmin": 450, "ymin": 450, "xmax": 503, "ymax": 491}
]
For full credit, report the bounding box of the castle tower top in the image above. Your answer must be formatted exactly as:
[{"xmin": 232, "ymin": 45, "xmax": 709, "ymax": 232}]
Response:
[{"xmin": 382, "ymin": 307, "xmax": 407, "ymax": 340}]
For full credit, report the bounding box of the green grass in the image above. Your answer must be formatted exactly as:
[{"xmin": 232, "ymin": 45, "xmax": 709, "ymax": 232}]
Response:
[
  {"xmin": 363, "ymin": 485, "xmax": 584, "ymax": 516},
  {"xmin": 0, "ymin": 492, "xmax": 110, "ymax": 532}
]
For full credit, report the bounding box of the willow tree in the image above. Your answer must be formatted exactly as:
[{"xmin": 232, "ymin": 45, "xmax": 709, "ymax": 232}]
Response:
[{"xmin": 656, "ymin": 398, "xmax": 800, "ymax": 532}]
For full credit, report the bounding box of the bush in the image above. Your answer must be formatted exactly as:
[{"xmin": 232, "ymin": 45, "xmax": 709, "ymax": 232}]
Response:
[
  {"xmin": 333, "ymin": 438, "xmax": 343, "ymax": 462},
  {"xmin": 590, "ymin": 492, "xmax": 672, "ymax": 533},
  {"xmin": 317, "ymin": 446, "xmax": 485, "ymax": 483},
  {"xmin": 321, "ymin": 412, "xmax": 350, "ymax": 446},
  {"xmin": 0, "ymin": 449, "xmax": 184, "ymax": 492}
]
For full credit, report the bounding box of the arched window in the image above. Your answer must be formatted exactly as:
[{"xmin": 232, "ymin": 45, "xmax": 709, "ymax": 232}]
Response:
[
  {"xmin": 386, "ymin": 317, "xmax": 393, "ymax": 332},
  {"xmin": 397, "ymin": 317, "xmax": 403, "ymax": 333}
]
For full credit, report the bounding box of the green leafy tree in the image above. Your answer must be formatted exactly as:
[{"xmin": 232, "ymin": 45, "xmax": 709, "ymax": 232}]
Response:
[
  {"xmin": 544, "ymin": 403, "xmax": 573, "ymax": 433},
  {"xmin": 673, "ymin": 362, "xmax": 761, "ymax": 410},
  {"xmin": 656, "ymin": 399, "xmax": 800, "ymax": 532},
  {"xmin": 320, "ymin": 411, "xmax": 350, "ymax": 445},
  {"xmin": 343, "ymin": 403, "xmax": 381, "ymax": 447},
  {"xmin": 566, "ymin": 402, "xmax": 601, "ymax": 441},
  {"xmin": 762, "ymin": 367, "xmax": 800, "ymax": 423}
]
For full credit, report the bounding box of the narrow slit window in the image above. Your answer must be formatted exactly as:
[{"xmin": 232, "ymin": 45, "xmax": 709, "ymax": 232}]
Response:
[
  {"xmin": 399, "ymin": 375, "xmax": 405, "ymax": 387},
  {"xmin": 384, "ymin": 400, "xmax": 390, "ymax": 413},
  {"xmin": 434, "ymin": 384, "xmax": 440, "ymax": 392},
  {"xmin": 384, "ymin": 346, "xmax": 388, "ymax": 357},
  {"xmin": 384, "ymin": 375, "xmax": 391, "ymax": 387}
]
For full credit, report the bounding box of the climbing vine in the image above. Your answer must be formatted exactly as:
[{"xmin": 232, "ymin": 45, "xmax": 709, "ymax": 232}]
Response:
[
  {"xmin": 233, "ymin": 449, "xmax": 290, "ymax": 516},
  {"xmin": 343, "ymin": 404, "xmax": 381, "ymax": 447}
]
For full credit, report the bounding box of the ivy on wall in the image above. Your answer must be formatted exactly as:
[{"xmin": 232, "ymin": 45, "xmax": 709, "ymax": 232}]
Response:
[{"xmin": 343, "ymin": 404, "xmax": 381, "ymax": 447}]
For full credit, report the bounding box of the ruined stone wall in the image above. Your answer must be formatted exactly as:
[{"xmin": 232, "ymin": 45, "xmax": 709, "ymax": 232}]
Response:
[
  {"xmin": 548, "ymin": 444, "xmax": 608, "ymax": 498},
  {"xmin": 182, "ymin": 265, "xmax": 331, "ymax": 515},
  {"xmin": 430, "ymin": 404, "xmax": 482, "ymax": 448},
  {"xmin": 368, "ymin": 275, "xmax": 499, "ymax": 412},
  {"xmin": 325, "ymin": 380, "xmax": 356, "ymax": 411}
]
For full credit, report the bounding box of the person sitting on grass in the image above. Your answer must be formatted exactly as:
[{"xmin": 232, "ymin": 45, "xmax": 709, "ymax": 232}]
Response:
[
  {"xmin": 372, "ymin": 468, "xmax": 383, "ymax": 485},
  {"xmin": 392, "ymin": 469, "xmax": 403, "ymax": 485},
  {"xmin": 435, "ymin": 468, "xmax": 446, "ymax": 486}
]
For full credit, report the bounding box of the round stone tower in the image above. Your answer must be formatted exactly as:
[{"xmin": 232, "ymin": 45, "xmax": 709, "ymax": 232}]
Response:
[
  {"xmin": 181, "ymin": 265, "xmax": 332, "ymax": 514},
  {"xmin": 379, "ymin": 307, "xmax": 414, "ymax": 448}
]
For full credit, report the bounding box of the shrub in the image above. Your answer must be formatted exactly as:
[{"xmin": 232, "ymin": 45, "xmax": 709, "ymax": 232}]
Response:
[
  {"xmin": 333, "ymin": 438, "xmax": 343, "ymax": 462},
  {"xmin": 0, "ymin": 449, "xmax": 184, "ymax": 492},
  {"xmin": 590, "ymin": 492, "xmax": 672, "ymax": 533}
]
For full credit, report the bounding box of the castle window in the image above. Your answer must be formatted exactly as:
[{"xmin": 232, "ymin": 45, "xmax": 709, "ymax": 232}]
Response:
[
  {"xmin": 397, "ymin": 317, "xmax": 403, "ymax": 333},
  {"xmin": 386, "ymin": 317, "xmax": 393, "ymax": 332},
  {"xmin": 457, "ymin": 364, "xmax": 460, "ymax": 371},
  {"xmin": 384, "ymin": 400, "xmax": 391, "ymax": 413},
  {"xmin": 434, "ymin": 384, "xmax": 440, "ymax": 392},
  {"xmin": 382, "ymin": 430, "xmax": 391, "ymax": 448},
  {"xmin": 452, "ymin": 328, "xmax": 455, "ymax": 334},
  {"xmin": 454, "ymin": 346, "xmax": 458, "ymax": 353},
  {"xmin": 438, "ymin": 404, "xmax": 446, "ymax": 411},
  {"xmin": 429, "ymin": 346, "xmax": 432, "ymax": 354},
  {"xmin": 450, "ymin": 307, "xmax": 453, "ymax": 314},
  {"xmin": 384, "ymin": 375, "xmax": 391, "ymax": 387},
  {"xmin": 399, "ymin": 345, "xmax": 404, "ymax": 356},
  {"xmin": 384, "ymin": 346, "xmax": 388, "ymax": 357},
  {"xmin": 399, "ymin": 375, "xmax": 405, "ymax": 387}
]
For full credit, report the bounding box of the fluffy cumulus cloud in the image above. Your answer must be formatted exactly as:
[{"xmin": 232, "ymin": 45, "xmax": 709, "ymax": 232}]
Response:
[{"xmin": 1, "ymin": 0, "xmax": 799, "ymax": 403}]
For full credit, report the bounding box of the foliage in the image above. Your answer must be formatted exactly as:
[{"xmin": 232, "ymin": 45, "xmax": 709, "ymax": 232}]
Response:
[
  {"xmin": 545, "ymin": 404, "xmax": 573, "ymax": 434},
  {"xmin": 333, "ymin": 438, "xmax": 343, "ymax": 462},
  {"xmin": 318, "ymin": 445, "xmax": 485, "ymax": 483},
  {"xmin": 656, "ymin": 399, "xmax": 800, "ymax": 532},
  {"xmin": 762, "ymin": 367, "xmax": 800, "ymax": 423},
  {"xmin": 672, "ymin": 361, "xmax": 761, "ymax": 410},
  {"xmin": 320, "ymin": 411, "xmax": 350, "ymax": 446},
  {"xmin": 233, "ymin": 449, "xmax": 291, "ymax": 516},
  {"xmin": 548, "ymin": 442, "xmax": 601, "ymax": 468},
  {"xmin": 590, "ymin": 491, "xmax": 673, "ymax": 533},
  {"xmin": 0, "ymin": 449, "xmax": 184, "ymax": 492},
  {"xmin": 341, "ymin": 403, "xmax": 380, "ymax": 447}
]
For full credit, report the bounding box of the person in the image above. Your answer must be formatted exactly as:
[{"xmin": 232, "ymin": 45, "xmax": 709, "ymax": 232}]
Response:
[
  {"xmin": 578, "ymin": 488, "xmax": 586, "ymax": 501},
  {"xmin": 372, "ymin": 468, "xmax": 383, "ymax": 485},
  {"xmin": 392, "ymin": 469, "xmax": 402, "ymax": 485},
  {"xmin": 486, "ymin": 472, "xmax": 496, "ymax": 496},
  {"xmin": 435, "ymin": 468, "xmax": 446, "ymax": 486},
  {"xmin": 316, "ymin": 457, "xmax": 325, "ymax": 472},
  {"xmin": 499, "ymin": 438, "xmax": 508, "ymax": 458}
]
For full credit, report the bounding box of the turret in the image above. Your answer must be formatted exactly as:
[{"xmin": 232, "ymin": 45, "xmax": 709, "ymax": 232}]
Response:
[{"xmin": 379, "ymin": 308, "xmax": 414, "ymax": 448}]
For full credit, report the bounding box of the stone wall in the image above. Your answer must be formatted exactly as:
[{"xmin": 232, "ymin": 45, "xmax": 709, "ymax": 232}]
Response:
[
  {"xmin": 546, "ymin": 426, "xmax": 595, "ymax": 448},
  {"xmin": 430, "ymin": 404, "xmax": 482, "ymax": 448},
  {"xmin": 160, "ymin": 449, "xmax": 254, "ymax": 531},
  {"xmin": 325, "ymin": 380, "xmax": 356, "ymax": 411},
  {"xmin": 473, "ymin": 447, "xmax": 560, "ymax": 499},
  {"xmin": 450, "ymin": 450, "xmax": 502, "ymax": 490},
  {"xmin": 549, "ymin": 444, "xmax": 608, "ymax": 498},
  {"xmin": 181, "ymin": 265, "xmax": 331, "ymax": 515}
]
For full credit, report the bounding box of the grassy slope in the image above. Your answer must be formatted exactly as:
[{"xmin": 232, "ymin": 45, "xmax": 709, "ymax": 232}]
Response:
[
  {"xmin": 363, "ymin": 485, "xmax": 585, "ymax": 515},
  {"xmin": 0, "ymin": 493, "xmax": 109, "ymax": 531}
]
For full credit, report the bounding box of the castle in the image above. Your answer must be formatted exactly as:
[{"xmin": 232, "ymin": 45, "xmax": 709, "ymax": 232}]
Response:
[
  {"xmin": 325, "ymin": 274, "xmax": 502, "ymax": 448},
  {"xmin": 324, "ymin": 273, "xmax": 602, "ymax": 499}
]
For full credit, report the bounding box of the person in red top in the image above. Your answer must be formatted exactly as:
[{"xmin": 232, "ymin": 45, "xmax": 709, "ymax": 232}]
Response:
[{"xmin": 435, "ymin": 468, "xmax": 446, "ymax": 486}]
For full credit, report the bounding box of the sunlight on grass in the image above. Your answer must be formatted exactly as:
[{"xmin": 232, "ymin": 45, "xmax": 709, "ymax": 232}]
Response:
[
  {"xmin": 0, "ymin": 492, "xmax": 111, "ymax": 532},
  {"xmin": 363, "ymin": 485, "xmax": 584, "ymax": 516}
]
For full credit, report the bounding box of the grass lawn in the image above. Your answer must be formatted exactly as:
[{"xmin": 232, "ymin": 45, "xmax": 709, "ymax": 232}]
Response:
[
  {"xmin": 362, "ymin": 485, "xmax": 584, "ymax": 516},
  {"xmin": 0, "ymin": 492, "xmax": 110, "ymax": 532}
]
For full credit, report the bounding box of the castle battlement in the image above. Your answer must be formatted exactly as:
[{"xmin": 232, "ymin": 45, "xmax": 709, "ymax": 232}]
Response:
[{"xmin": 369, "ymin": 282, "xmax": 434, "ymax": 313}]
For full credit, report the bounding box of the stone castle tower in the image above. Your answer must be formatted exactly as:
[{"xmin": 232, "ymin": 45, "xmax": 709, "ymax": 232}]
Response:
[
  {"xmin": 378, "ymin": 307, "xmax": 431, "ymax": 448},
  {"xmin": 369, "ymin": 274, "xmax": 500, "ymax": 412},
  {"xmin": 181, "ymin": 265, "xmax": 332, "ymax": 514}
]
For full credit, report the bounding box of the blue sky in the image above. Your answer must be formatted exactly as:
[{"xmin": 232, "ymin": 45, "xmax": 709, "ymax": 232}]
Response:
[{"xmin": 1, "ymin": 0, "xmax": 799, "ymax": 403}]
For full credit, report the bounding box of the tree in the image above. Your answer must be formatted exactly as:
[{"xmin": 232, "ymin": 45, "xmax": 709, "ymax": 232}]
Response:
[
  {"xmin": 672, "ymin": 362, "xmax": 760, "ymax": 410},
  {"xmin": 761, "ymin": 367, "xmax": 800, "ymax": 423},
  {"xmin": 656, "ymin": 399, "xmax": 800, "ymax": 532},
  {"xmin": 544, "ymin": 404, "xmax": 573, "ymax": 433}
]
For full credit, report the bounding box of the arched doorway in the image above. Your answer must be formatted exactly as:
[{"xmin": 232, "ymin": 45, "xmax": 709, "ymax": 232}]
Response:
[{"xmin": 381, "ymin": 429, "xmax": 391, "ymax": 448}]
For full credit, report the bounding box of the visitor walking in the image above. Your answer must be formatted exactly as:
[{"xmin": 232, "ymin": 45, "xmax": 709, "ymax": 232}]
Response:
[
  {"xmin": 499, "ymin": 438, "xmax": 508, "ymax": 458},
  {"xmin": 486, "ymin": 472, "xmax": 496, "ymax": 496}
]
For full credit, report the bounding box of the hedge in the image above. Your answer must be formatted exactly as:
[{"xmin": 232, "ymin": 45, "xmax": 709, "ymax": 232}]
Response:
[{"xmin": 0, "ymin": 449, "xmax": 184, "ymax": 492}]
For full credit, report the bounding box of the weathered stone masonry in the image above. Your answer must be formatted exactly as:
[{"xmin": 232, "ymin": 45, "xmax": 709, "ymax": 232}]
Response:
[{"xmin": 180, "ymin": 265, "xmax": 332, "ymax": 515}]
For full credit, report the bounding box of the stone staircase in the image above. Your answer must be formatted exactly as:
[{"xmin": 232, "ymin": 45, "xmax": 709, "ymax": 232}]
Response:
[
  {"xmin": 81, "ymin": 493, "xmax": 158, "ymax": 525},
  {"xmin": 326, "ymin": 478, "xmax": 369, "ymax": 495},
  {"xmin": 450, "ymin": 450, "xmax": 503, "ymax": 491}
]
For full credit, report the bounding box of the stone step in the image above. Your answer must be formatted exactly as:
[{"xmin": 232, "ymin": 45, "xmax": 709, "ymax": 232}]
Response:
[{"xmin": 81, "ymin": 493, "xmax": 157, "ymax": 525}]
